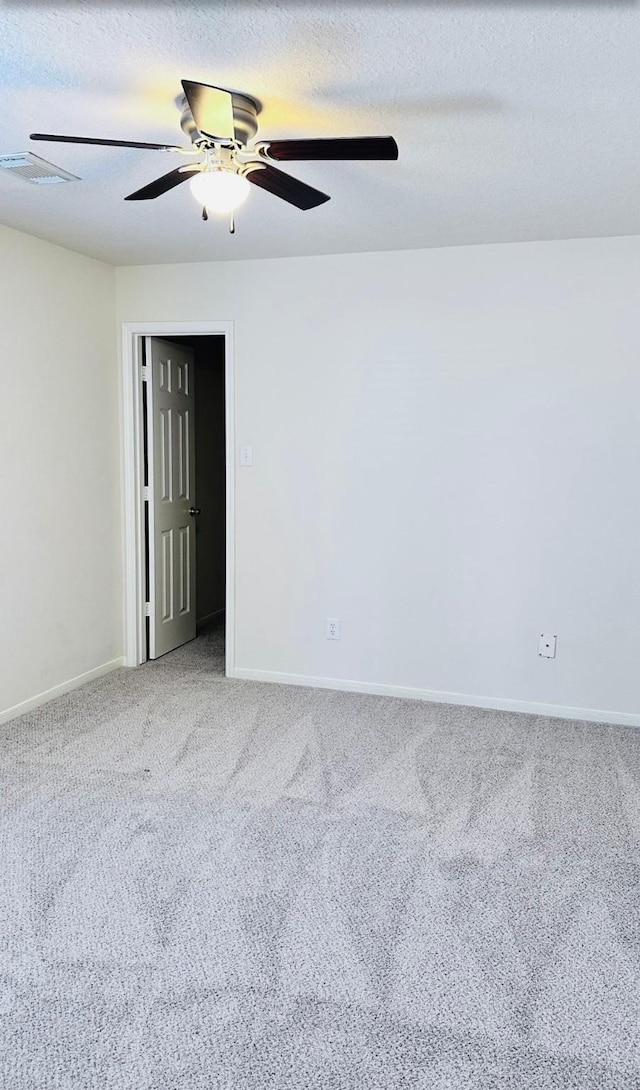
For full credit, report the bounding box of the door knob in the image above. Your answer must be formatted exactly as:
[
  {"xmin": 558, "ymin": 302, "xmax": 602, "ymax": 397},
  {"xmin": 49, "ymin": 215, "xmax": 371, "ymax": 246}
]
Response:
[{"xmin": 188, "ymin": 506, "xmax": 201, "ymax": 517}]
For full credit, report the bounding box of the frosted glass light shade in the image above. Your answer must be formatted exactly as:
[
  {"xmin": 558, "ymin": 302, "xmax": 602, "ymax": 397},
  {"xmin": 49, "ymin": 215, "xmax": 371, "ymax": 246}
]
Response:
[{"xmin": 189, "ymin": 169, "xmax": 250, "ymax": 213}]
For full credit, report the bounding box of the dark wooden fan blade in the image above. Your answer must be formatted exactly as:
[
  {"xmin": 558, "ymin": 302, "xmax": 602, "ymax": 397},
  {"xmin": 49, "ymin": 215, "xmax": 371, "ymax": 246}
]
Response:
[
  {"xmin": 244, "ymin": 163, "xmax": 330, "ymax": 210},
  {"xmin": 30, "ymin": 133, "xmax": 185, "ymax": 152},
  {"xmin": 261, "ymin": 136, "xmax": 399, "ymax": 161},
  {"xmin": 181, "ymin": 80, "xmax": 235, "ymax": 141},
  {"xmin": 124, "ymin": 166, "xmax": 200, "ymax": 201}
]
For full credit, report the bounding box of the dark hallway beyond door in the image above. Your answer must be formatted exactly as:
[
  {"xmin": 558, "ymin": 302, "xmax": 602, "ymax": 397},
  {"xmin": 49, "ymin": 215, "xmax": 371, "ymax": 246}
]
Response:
[{"xmin": 163, "ymin": 334, "xmax": 226, "ymax": 631}]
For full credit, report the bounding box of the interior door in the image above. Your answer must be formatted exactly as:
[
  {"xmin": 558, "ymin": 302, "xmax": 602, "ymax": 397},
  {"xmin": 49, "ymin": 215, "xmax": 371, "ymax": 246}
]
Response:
[{"xmin": 145, "ymin": 337, "xmax": 197, "ymax": 658}]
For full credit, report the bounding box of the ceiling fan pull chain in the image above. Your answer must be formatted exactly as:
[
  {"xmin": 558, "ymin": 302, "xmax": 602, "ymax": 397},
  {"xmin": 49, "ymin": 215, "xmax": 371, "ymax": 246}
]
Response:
[
  {"xmin": 202, "ymin": 206, "xmax": 208, "ymax": 221},
  {"xmin": 229, "ymin": 211, "xmax": 235, "ymax": 234}
]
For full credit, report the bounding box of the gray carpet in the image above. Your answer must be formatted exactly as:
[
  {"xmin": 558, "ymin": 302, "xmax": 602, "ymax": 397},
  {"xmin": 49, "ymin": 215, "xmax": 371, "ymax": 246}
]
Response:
[{"xmin": 2, "ymin": 619, "xmax": 640, "ymax": 1089}]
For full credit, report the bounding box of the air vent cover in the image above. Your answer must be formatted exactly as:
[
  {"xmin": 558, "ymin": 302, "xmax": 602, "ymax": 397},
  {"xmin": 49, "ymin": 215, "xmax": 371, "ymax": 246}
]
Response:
[{"xmin": 0, "ymin": 152, "xmax": 79, "ymax": 184}]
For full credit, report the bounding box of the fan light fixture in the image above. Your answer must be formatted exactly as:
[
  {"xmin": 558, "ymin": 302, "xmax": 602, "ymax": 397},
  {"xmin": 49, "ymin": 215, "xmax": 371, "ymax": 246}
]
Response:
[
  {"xmin": 189, "ymin": 168, "xmax": 250, "ymax": 213},
  {"xmin": 29, "ymin": 79, "xmax": 399, "ymax": 227}
]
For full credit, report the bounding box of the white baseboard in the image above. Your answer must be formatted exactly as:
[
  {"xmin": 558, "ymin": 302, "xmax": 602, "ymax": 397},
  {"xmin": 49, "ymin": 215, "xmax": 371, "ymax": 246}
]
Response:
[
  {"xmin": 230, "ymin": 667, "xmax": 640, "ymax": 729},
  {"xmin": 196, "ymin": 608, "xmax": 225, "ymax": 629},
  {"xmin": 3, "ymin": 657, "xmax": 636, "ymax": 731},
  {"xmin": 0, "ymin": 658, "xmax": 126, "ymax": 726}
]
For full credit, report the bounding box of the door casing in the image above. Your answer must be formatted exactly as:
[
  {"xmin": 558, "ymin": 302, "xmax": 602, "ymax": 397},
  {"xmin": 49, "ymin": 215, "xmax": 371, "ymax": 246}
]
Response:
[{"xmin": 121, "ymin": 321, "xmax": 235, "ymax": 670}]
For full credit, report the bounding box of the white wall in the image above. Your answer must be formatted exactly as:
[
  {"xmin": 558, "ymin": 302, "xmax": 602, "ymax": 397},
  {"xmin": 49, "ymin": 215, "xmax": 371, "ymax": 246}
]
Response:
[
  {"xmin": 116, "ymin": 236, "xmax": 640, "ymax": 722},
  {"xmin": 0, "ymin": 224, "xmax": 122, "ymax": 721}
]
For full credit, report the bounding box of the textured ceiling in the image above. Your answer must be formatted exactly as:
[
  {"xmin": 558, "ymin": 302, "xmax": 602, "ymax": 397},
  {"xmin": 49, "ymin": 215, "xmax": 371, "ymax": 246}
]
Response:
[{"xmin": 0, "ymin": 1, "xmax": 639, "ymax": 265}]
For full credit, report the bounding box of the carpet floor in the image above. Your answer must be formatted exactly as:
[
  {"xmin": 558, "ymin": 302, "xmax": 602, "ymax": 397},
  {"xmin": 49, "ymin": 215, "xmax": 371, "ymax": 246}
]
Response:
[{"xmin": 2, "ymin": 619, "xmax": 640, "ymax": 1088}]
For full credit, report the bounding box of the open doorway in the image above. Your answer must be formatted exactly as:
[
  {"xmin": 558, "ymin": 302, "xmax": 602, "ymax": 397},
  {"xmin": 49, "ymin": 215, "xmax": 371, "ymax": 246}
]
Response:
[
  {"xmin": 121, "ymin": 321, "xmax": 235, "ymax": 673},
  {"xmin": 145, "ymin": 334, "xmax": 226, "ymax": 659}
]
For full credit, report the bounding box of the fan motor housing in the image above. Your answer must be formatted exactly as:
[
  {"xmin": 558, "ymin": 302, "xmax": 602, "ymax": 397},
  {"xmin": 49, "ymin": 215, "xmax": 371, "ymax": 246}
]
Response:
[{"xmin": 177, "ymin": 90, "xmax": 261, "ymax": 146}]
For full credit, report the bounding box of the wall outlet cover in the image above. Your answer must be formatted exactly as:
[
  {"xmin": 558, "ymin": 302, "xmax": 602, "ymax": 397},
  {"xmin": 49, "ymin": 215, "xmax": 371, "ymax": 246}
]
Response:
[{"xmin": 538, "ymin": 633, "xmax": 557, "ymax": 658}]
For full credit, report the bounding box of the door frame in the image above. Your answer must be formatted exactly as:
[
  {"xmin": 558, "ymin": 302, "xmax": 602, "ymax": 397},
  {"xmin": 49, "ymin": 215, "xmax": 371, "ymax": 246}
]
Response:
[{"xmin": 121, "ymin": 321, "xmax": 235, "ymax": 671}]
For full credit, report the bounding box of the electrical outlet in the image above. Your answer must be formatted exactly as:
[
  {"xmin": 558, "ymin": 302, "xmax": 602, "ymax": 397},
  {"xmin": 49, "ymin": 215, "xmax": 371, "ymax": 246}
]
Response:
[
  {"xmin": 239, "ymin": 445, "xmax": 253, "ymax": 467},
  {"xmin": 538, "ymin": 633, "xmax": 557, "ymax": 658},
  {"xmin": 326, "ymin": 617, "xmax": 340, "ymax": 640}
]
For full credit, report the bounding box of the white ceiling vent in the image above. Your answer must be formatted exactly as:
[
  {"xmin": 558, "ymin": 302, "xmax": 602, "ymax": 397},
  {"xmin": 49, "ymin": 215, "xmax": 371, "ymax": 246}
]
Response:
[{"xmin": 0, "ymin": 152, "xmax": 79, "ymax": 185}]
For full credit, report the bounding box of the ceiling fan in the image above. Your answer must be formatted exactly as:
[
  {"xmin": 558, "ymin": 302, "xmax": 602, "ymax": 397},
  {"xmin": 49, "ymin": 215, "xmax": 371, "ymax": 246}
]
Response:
[{"xmin": 30, "ymin": 79, "xmax": 399, "ymax": 231}]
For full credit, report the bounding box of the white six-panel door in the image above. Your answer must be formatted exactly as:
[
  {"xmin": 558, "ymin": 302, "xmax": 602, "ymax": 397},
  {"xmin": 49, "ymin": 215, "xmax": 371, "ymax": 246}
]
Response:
[{"xmin": 145, "ymin": 337, "xmax": 197, "ymax": 659}]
